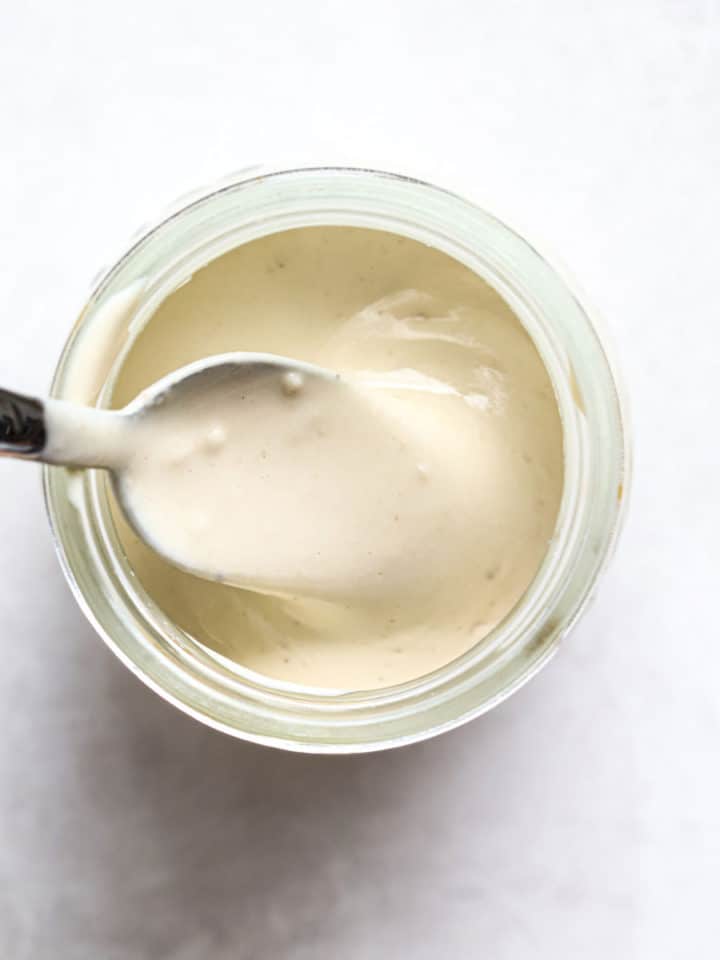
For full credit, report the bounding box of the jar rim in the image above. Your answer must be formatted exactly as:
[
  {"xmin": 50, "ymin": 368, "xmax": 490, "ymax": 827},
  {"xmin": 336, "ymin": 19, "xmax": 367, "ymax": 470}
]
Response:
[{"xmin": 43, "ymin": 165, "xmax": 630, "ymax": 752}]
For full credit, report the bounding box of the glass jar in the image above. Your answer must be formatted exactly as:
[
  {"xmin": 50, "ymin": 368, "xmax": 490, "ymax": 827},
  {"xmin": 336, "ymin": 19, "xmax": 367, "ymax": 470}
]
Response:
[{"xmin": 44, "ymin": 166, "xmax": 629, "ymax": 753}]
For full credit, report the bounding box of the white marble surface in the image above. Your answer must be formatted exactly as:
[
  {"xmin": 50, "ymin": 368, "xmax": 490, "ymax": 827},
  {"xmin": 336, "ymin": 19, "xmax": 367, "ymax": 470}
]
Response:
[{"xmin": 1, "ymin": 1, "xmax": 719, "ymax": 957}]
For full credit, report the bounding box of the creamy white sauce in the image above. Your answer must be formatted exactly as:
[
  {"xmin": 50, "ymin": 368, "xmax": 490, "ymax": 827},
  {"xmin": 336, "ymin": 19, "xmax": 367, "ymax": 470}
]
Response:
[
  {"xmin": 63, "ymin": 280, "xmax": 147, "ymax": 405},
  {"xmin": 96, "ymin": 359, "xmax": 487, "ymax": 605},
  {"xmin": 71, "ymin": 226, "xmax": 563, "ymax": 690}
]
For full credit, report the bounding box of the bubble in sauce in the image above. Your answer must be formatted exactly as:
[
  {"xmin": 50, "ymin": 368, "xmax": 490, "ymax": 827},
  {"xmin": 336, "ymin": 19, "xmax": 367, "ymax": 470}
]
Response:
[{"xmin": 281, "ymin": 371, "xmax": 304, "ymax": 396}]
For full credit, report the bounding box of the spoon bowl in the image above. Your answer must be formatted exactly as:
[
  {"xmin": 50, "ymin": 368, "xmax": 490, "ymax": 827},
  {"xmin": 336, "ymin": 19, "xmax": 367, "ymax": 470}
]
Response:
[{"xmin": 1, "ymin": 352, "xmax": 456, "ymax": 601}]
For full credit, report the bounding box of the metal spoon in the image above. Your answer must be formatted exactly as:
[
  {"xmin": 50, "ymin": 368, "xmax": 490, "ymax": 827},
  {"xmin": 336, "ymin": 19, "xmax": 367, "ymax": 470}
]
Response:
[{"xmin": 0, "ymin": 353, "xmax": 343, "ymax": 585}]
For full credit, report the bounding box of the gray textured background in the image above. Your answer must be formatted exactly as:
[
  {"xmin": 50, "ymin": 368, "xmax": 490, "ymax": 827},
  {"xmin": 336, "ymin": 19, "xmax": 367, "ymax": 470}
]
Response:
[{"xmin": 1, "ymin": 1, "xmax": 719, "ymax": 957}]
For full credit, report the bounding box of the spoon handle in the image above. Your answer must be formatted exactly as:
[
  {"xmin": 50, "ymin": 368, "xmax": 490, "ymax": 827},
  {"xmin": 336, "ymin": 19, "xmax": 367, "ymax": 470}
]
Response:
[
  {"xmin": 0, "ymin": 388, "xmax": 127, "ymax": 468},
  {"xmin": 0, "ymin": 388, "xmax": 47, "ymax": 458}
]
